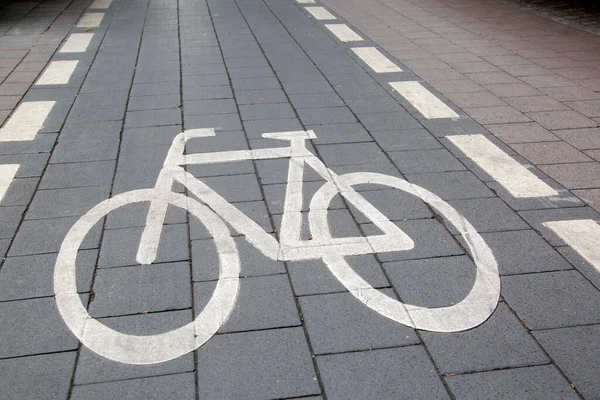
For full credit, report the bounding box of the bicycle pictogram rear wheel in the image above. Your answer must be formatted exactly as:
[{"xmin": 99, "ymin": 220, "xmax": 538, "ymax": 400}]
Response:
[
  {"xmin": 54, "ymin": 189, "xmax": 240, "ymax": 365},
  {"xmin": 310, "ymin": 172, "xmax": 500, "ymax": 333}
]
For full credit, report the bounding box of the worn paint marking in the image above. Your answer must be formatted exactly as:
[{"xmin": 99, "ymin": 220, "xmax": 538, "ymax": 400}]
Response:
[
  {"xmin": 0, "ymin": 164, "xmax": 19, "ymax": 203},
  {"xmin": 59, "ymin": 33, "xmax": 93, "ymax": 53},
  {"xmin": 36, "ymin": 61, "xmax": 79, "ymax": 85},
  {"xmin": 544, "ymin": 219, "xmax": 600, "ymax": 273},
  {"xmin": 0, "ymin": 101, "xmax": 55, "ymax": 142},
  {"xmin": 447, "ymin": 134, "xmax": 559, "ymax": 198},
  {"xmin": 351, "ymin": 47, "xmax": 402, "ymax": 73},
  {"xmin": 325, "ymin": 24, "xmax": 363, "ymax": 42},
  {"xmin": 89, "ymin": 0, "xmax": 112, "ymax": 9},
  {"xmin": 390, "ymin": 81, "xmax": 459, "ymax": 119},
  {"xmin": 77, "ymin": 12, "xmax": 104, "ymax": 28},
  {"xmin": 305, "ymin": 6, "xmax": 336, "ymax": 20}
]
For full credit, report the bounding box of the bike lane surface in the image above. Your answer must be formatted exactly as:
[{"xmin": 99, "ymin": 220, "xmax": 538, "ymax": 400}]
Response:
[{"xmin": 0, "ymin": 0, "xmax": 598, "ymax": 398}]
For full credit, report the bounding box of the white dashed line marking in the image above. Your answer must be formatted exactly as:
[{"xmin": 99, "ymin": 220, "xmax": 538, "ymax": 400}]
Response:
[
  {"xmin": 36, "ymin": 61, "xmax": 79, "ymax": 85},
  {"xmin": 544, "ymin": 219, "xmax": 600, "ymax": 273},
  {"xmin": 351, "ymin": 47, "xmax": 402, "ymax": 73},
  {"xmin": 390, "ymin": 81, "xmax": 459, "ymax": 119},
  {"xmin": 89, "ymin": 0, "xmax": 112, "ymax": 9},
  {"xmin": 0, "ymin": 164, "xmax": 19, "ymax": 203},
  {"xmin": 0, "ymin": 101, "xmax": 55, "ymax": 142},
  {"xmin": 59, "ymin": 33, "xmax": 94, "ymax": 53},
  {"xmin": 77, "ymin": 12, "xmax": 104, "ymax": 28},
  {"xmin": 305, "ymin": 6, "xmax": 336, "ymax": 20},
  {"xmin": 325, "ymin": 24, "xmax": 363, "ymax": 42},
  {"xmin": 296, "ymin": 0, "xmax": 316, "ymax": 3},
  {"xmin": 446, "ymin": 134, "xmax": 559, "ymax": 198}
]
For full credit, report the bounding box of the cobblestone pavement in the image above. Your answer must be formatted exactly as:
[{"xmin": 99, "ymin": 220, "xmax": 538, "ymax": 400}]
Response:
[{"xmin": 0, "ymin": 0, "xmax": 599, "ymax": 398}]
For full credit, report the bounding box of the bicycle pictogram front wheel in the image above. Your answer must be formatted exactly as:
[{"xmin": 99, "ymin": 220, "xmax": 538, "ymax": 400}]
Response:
[
  {"xmin": 310, "ymin": 172, "xmax": 501, "ymax": 333},
  {"xmin": 54, "ymin": 189, "xmax": 240, "ymax": 365}
]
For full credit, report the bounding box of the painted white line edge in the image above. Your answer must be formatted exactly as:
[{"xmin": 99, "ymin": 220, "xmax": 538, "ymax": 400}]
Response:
[
  {"xmin": 0, "ymin": 164, "xmax": 19, "ymax": 203},
  {"xmin": 0, "ymin": 101, "xmax": 55, "ymax": 142},
  {"xmin": 390, "ymin": 81, "xmax": 459, "ymax": 119},
  {"xmin": 89, "ymin": 0, "xmax": 112, "ymax": 9},
  {"xmin": 544, "ymin": 219, "xmax": 600, "ymax": 273},
  {"xmin": 305, "ymin": 6, "xmax": 336, "ymax": 20},
  {"xmin": 446, "ymin": 134, "xmax": 559, "ymax": 198},
  {"xmin": 325, "ymin": 24, "xmax": 363, "ymax": 42},
  {"xmin": 77, "ymin": 12, "xmax": 104, "ymax": 28},
  {"xmin": 351, "ymin": 47, "xmax": 402, "ymax": 73},
  {"xmin": 59, "ymin": 33, "xmax": 94, "ymax": 53},
  {"xmin": 296, "ymin": 0, "xmax": 316, "ymax": 3},
  {"xmin": 36, "ymin": 61, "xmax": 79, "ymax": 85}
]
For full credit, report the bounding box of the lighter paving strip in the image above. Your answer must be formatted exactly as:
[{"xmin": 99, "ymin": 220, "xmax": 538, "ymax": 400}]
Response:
[
  {"xmin": 390, "ymin": 81, "xmax": 458, "ymax": 119},
  {"xmin": 305, "ymin": 6, "xmax": 336, "ymax": 20},
  {"xmin": 36, "ymin": 61, "xmax": 79, "ymax": 85},
  {"xmin": 352, "ymin": 47, "xmax": 402, "ymax": 73},
  {"xmin": 447, "ymin": 134, "xmax": 558, "ymax": 198},
  {"xmin": 59, "ymin": 33, "xmax": 94, "ymax": 53},
  {"xmin": 0, "ymin": 101, "xmax": 55, "ymax": 142},
  {"xmin": 89, "ymin": 0, "xmax": 112, "ymax": 8},
  {"xmin": 325, "ymin": 24, "xmax": 363, "ymax": 42},
  {"xmin": 544, "ymin": 219, "xmax": 600, "ymax": 273},
  {"xmin": 296, "ymin": 0, "xmax": 316, "ymax": 3},
  {"xmin": 77, "ymin": 12, "xmax": 104, "ymax": 28},
  {"xmin": 0, "ymin": 164, "xmax": 19, "ymax": 203}
]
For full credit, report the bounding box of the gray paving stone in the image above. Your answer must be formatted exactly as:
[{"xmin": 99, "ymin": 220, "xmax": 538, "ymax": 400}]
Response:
[
  {"xmin": 384, "ymin": 255, "xmax": 478, "ymax": 308},
  {"xmin": 125, "ymin": 108, "xmax": 182, "ymax": 128},
  {"xmin": 478, "ymin": 230, "xmax": 572, "ymax": 275},
  {"xmin": 349, "ymin": 188, "xmax": 433, "ymax": 223},
  {"xmin": 9, "ymin": 216, "xmax": 101, "ymax": 256},
  {"xmin": 98, "ymin": 224, "xmax": 189, "ymax": 268},
  {"xmin": 0, "ymin": 177, "xmax": 37, "ymax": 206},
  {"xmin": 71, "ymin": 372, "xmax": 196, "ymax": 400},
  {"xmin": 0, "ymin": 205, "xmax": 24, "ymax": 239},
  {"xmin": 0, "ymin": 296, "xmax": 82, "ymax": 358},
  {"xmin": 297, "ymin": 106, "xmax": 356, "ymax": 125},
  {"xmin": 344, "ymin": 96, "xmax": 404, "ymax": 115},
  {"xmin": 39, "ymin": 161, "xmax": 115, "ymax": 189},
  {"xmin": 130, "ymin": 82, "xmax": 180, "ymax": 97},
  {"xmin": 185, "ymin": 112, "xmax": 242, "ymax": 131},
  {"xmin": 357, "ymin": 111, "xmax": 422, "ymax": 132},
  {"xmin": 363, "ymin": 218, "xmax": 464, "ymax": 262},
  {"xmin": 446, "ymin": 197, "xmax": 530, "ymax": 233},
  {"xmin": 534, "ymin": 325, "xmax": 600, "ymax": 399},
  {"xmin": 201, "ymin": 173, "xmax": 263, "ymax": 203},
  {"xmin": 192, "ymin": 235, "xmax": 285, "ymax": 281},
  {"xmin": 228, "ymin": 66, "xmax": 275, "ymax": 79},
  {"xmin": 195, "ymin": 274, "xmax": 300, "ymax": 333},
  {"xmin": 421, "ymin": 303, "xmax": 549, "ymax": 374},
  {"xmin": 0, "ymin": 133, "xmax": 57, "ymax": 156},
  {"xmin": 128, "ymin": 94, "xmax": 181, "ymax": 111},
  {"xmin": 300, "ymin": 289, "xmax": 419, "ymax": 354},
  {"xmin": 407, "ymin": 171, "xmax": 495, "ymax": 200},
  {"xmin": 273, "ymin": 208, "xmax": 361, "ymax": 241},
  {"xmin": 231, "ymin": 77, "xmax": 281, "ymax": 91},
  {"xmin": 289, "ymin": 92, "xmax": 345, "ymax": 109},
  {"xmin": 25, "ymin": 186, "xmax": 110, "ymax": 220},
  {"xmin": 235, "ymin": 89, "xmax": 287, "ymax": 105},
  {"xmin": 502, "ymin": 270, "xmax": 600, "ymax": 329},
  {"xmin": 51, "ymin": 122, "xmax": 121, "ymax": 163},
  {"xmin": 196, "ymin": 328, "xmax": 320, "ymax": 399},
  {"xmin": 183, "ymin": 98, "xmax": 237, "ymax": 116},
  {"xmin": 90, "ymin": 261, "xmax": 191, "ymax": 318},
  {"xmin": 317, "ymin": 142, "xmax": 388, "ymax": 166},
  {"xmin": 74, "ymin": 310, "xmax": 195, "ymax": 385},
  {"xmin": 186, "ymin": 130, "xmax": 248, "ymax": 153},
  {"xmin": 262, "ymin": 180, "xmax": 345, "ymax": 214},
  {"xmin": 422, "ymin": 118, "xmax": 489, "ymax": 137},
  {"xmin": 239, "ymin": 103, "xmax": 295, "ymax": 121},
  {"xmin": 557, "ymin": 245, "xmax": 600, "ymax": 289},
  {"xmin": 446, "ymin": 365, "xmax": 579, "ymax": 399},
  {"xmin": 389, "ymin": 149, "xmax": 466, "ymax": 174},
  {"xmin": 0, "ymin": 153, "xmax": 49, "ymax": 177},
  {"xmin": 317, "ymin": 346, "xmax": 449, "ymax": 400},
  {"xmin": 304, "ymin": 123, "xmax": 371, "ymax": 146},
  {"xmin": 183, "ymin": 85, "xmax": 233, "ymax": 101},
  {"xmin": 0, "ymin": 250, "xmax": 97, "ymax": 301},
  {"xmin": 370, "ymin": 128, "xmax": 443, "ymax": 152},
  {"xmin": 66, "ymin": 103, "xmax": 125, "ymax": 124},
  {"xmin": 0, "ymin": 352, "xmax": 76, "ymax": 400},
  {"xmin": 288, "ymin": 254, "xmax": 389, "ymax": 296}
]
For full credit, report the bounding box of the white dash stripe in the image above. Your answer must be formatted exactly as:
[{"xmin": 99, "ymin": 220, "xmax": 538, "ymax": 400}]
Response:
[
  {"xmin": 296, "ymin": 0, "xmax": 316, "ymax": 3},
  {"xmin": 544, "ymin": 219, "xmax": 600, "ymax": 273},
  {"xmin": 89, "ymin": 0, "xmax": 112, "ymax": 8},
  {"xmin": 305, "ymin": 7, "xmax": 336, "ymax": 20},
  {"xmin": 390, "ymin": 81, "xmax": 459, "ymax": 119},
  {"xmin": 59, "ymin": 33, "xmax": 94, "ymax": 53},
  {"xmin": 447, "ymin": 134, "xmax": 559, "ymax": 198},
  {"xmin": 0, "ymin": 164, "xmax": 19, "ymax": 203},
  {"xmin": 352, "ymin": 47, "xmax": 402, "ymax": 73},
  {"xmin": 325, "ymin": 24, "xmax": 363, "ymax": 42},
  {"xmin": 77, "ymin": 12, "xmax": 104, "ymax": 28},
  {"xmin": 0, "ymin": 101, "xmax": 56, "ymax": 142},
  {"xmin": 36, "ymin": 61, "xmax": 79, "ymax": 85}
]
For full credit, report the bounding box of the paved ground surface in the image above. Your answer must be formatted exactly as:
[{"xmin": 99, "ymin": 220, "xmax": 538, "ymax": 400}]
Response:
[{"xmin": 0, "ymin": 0, "xmax": 599, "ymax": 399}]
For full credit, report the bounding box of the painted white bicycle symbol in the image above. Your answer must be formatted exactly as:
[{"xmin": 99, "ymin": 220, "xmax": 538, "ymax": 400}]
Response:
[{"xmin": 54, "ymin": 128, "xmax": 500, "ymax": 365}]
